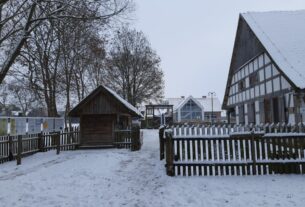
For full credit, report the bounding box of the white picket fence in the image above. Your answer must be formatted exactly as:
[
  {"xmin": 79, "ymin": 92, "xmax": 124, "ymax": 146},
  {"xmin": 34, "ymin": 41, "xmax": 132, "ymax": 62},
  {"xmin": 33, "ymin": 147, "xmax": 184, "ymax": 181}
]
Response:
[{"xmin": 160, "ymin": 124, "xmax": 305, "ymax": 176}]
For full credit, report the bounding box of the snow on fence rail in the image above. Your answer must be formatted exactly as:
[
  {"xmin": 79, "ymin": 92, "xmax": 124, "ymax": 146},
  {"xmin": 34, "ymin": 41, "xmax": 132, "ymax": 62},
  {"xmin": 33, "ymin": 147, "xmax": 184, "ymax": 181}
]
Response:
[
  {"xmin": 159, "ymin": 123, "xmax": 305, "ymax": 176},
  {"xmin": 0, "ymin": 127, "xmax": 79, "ymax": 165}
]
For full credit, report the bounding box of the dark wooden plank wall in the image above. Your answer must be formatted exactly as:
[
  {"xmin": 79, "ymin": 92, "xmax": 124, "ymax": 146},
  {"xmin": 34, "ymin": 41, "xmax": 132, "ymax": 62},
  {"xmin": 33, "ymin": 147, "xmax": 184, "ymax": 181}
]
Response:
[
  {"xmin": 81, "ymin": 115, "xmax": 115, "ymax": 146},
  {"xmin": 81, "ymin": 90, "xmax": 129, "ymax": 115},
  {"xmin": 231, "ymin": 17, "xmax": 265, "ymax": 73}
]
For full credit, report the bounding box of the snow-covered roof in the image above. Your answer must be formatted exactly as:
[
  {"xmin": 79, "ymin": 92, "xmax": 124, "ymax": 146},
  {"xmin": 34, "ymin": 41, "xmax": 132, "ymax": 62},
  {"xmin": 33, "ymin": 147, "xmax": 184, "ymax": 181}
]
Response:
[
  {"xmin": 103, "ymin": 86, "xmax": 143, "ymax": 117},
  {"xmin": 69, "ymin": 85, "xmax": 143, "ymax": 117},
  {"xmin": 242, "ymin": 10, "xmax": 305, "ymax": 89},
  {"xmin": 175, "ymin": 96, "xmax": 205, "ymax": 111},
  {"xmin": 166, "ymin": 96, "xmax": 222, "ymax": 112}
]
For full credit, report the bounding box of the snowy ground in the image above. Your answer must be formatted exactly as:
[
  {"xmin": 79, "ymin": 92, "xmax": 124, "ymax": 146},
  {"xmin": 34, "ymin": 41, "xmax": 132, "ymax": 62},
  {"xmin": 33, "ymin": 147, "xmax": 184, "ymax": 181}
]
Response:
[{"xmin": 1, "ymin": 130, "xmax": 305, "ymax": 207}]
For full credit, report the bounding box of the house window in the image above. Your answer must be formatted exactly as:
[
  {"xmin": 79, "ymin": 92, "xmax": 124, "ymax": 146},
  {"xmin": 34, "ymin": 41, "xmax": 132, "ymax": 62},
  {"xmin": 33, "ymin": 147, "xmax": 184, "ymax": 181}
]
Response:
[
  {"xmin": 245, "ymin": 77, "xmax": 250, "ymax": 88},
  {"xmin": 249, "ymin": 72, "xmax": 259, "ymax": 86},
  {"xmin": 238, "ymin": 79, "xmax": 245, "ymax": 91},
  {"xmin": 180, "ymin": 99, "xmax": 202, "ymax": 121}
]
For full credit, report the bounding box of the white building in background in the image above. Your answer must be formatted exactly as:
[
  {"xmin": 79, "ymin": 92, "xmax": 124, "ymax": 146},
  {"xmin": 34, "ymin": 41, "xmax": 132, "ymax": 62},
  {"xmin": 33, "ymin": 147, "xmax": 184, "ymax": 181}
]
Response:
[{"xmin": 165, "ymin": 96, "xmax": 222, "ymax": 123}]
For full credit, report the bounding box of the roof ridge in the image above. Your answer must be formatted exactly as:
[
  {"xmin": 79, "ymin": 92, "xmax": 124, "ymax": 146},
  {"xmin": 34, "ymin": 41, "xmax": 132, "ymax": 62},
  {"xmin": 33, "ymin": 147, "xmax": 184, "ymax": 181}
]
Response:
[{"xmin": 243, "ymin": 9, "xmax": 305, "ymax": 14}]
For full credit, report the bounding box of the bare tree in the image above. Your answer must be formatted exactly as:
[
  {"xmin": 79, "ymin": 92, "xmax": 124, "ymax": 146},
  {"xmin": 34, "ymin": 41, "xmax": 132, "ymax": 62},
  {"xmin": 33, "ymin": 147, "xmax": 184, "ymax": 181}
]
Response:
[
  {"xmin": 106, "ymin": 27, "xmax": 164, "ymax": 106},
  {"xmin": 0, "ymin": 0, "xmax": 132, "ymax": 84},
  {"xmin": 7, "ymin": 79, "xmax": 37, "ymax": 115}
]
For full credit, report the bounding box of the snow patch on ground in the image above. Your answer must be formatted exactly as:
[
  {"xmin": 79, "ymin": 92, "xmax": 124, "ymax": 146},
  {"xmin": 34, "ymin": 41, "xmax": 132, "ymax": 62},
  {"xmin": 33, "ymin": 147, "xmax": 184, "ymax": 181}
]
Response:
[{"xmin": 0, "ymin": 130, "xmax": 305, "ymax": 207}]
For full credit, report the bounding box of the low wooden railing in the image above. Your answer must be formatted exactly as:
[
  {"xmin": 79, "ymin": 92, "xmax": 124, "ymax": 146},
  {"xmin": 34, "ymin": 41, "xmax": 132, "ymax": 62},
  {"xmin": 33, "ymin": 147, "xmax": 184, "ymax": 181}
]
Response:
[
  {"xmin": 160, "ymin": 124, "xmax": 305, "ymax": 176},
  {"xmin": 0, "ymin": 127, "xmax": 79, "ymax": 165},
  {"xmin": 114, "ymin": 126, "xmax": 143, "ymax": 151}
]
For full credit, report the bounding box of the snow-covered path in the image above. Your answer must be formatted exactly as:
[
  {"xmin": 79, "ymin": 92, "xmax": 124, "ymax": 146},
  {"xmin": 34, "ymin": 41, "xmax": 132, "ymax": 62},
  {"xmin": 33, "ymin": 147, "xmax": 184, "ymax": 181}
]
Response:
[{"xmin": 1, "ymin": 130, "xmax": 305, "ymax": 207}]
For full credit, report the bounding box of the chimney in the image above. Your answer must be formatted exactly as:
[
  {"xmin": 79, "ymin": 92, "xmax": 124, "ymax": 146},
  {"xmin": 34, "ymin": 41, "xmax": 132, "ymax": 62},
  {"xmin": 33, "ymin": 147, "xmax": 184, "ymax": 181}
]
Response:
[{"xmin": 181, "ymin": 96, "xmax": 185, "ymax": 99}]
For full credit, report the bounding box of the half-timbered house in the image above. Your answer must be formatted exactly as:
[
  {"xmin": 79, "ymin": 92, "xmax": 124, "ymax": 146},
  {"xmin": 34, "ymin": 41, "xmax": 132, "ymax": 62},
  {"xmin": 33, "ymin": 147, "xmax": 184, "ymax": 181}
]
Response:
[{"xmin": 223, "ymin": 11, "xmax": 305, "ymax": 124}]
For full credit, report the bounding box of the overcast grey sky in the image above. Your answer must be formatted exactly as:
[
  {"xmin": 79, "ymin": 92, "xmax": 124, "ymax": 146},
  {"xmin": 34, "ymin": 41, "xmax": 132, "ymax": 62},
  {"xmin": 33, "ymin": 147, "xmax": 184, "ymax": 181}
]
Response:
[{"xmin": 133, "ymin": 0, "xmax": 305, "ymax": 102}]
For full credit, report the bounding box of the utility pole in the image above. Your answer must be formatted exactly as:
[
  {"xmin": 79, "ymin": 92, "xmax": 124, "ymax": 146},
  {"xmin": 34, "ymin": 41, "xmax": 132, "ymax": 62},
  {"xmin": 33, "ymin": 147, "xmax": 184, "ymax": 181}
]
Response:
[{"xmin": 208, "ymin": 92, "xmax": 216, "ymax": 125}]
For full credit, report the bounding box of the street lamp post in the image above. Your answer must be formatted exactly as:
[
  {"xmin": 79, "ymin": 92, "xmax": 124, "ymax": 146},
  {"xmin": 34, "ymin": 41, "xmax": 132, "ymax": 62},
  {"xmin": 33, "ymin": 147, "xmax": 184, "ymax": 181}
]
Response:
[{"xmin": 208, "ymin": 92, "xmax": 216, "ymax": 125}]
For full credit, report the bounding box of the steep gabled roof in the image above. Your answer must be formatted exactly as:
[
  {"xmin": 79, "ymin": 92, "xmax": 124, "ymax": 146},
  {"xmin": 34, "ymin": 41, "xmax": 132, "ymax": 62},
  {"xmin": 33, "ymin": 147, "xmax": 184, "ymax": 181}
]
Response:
[
  {"xmin": 69, "ymin": 85, "xmax": 142, "ymax": 117},
  {"xmin": 175, "ymin": 96, "xmax": 205, "ymax": 111},
  {"xmin": 166, "ymin": 96, "xmax": 222, "ymax": 112},
  {"xmin": 223, "ymin": 10, "xmax": 305, "ymax": 109},
  {"xmin": 242, "ymin": 10, "xmax": 305, "ymax": 89}
]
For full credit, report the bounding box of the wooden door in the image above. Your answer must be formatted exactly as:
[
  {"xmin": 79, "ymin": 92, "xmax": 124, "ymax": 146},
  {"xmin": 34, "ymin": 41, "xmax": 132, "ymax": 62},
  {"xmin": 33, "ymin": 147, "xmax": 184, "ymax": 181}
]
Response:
[{"xmin": 81, "ymin": 115, "xmax": 114, "ymax": 146}]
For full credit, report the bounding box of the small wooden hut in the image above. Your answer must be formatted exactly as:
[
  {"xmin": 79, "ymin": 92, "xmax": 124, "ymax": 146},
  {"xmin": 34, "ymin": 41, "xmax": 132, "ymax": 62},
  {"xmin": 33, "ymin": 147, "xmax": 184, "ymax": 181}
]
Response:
[{"xmin": 69, "ymin": 85, "xmax": 142, "ymax": 147}]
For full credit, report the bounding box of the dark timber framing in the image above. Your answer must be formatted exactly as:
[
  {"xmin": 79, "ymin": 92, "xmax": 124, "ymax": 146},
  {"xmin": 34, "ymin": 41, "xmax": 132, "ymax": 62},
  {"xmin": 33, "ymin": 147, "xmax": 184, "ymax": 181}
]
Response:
[{"xmin": 223, "ymin": 14, "xmax": 305, "ymax": 125}]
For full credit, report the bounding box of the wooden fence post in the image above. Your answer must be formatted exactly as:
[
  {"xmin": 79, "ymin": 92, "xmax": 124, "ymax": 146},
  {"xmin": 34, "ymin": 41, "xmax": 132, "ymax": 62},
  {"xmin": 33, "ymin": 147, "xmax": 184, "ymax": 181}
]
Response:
[
  {"xmin": 56, "ymin": 132, "xmax": 60, "ymax": 155},
  {"xmin": 38, "ymin": 133, "xmax": 44, "ymax": 152},
  {"xmin": 8, "ymin": 135, "xmax": 13, "ymax": 161},
  {"xmin": 159, "ymin": 126, "xmax": 165, "ymax": 160},
  {"xmin": 131, "ymin": 126, "xmax": 141, "ymax": 151},
  {"xmin": 165, "ymin": 130, "xmax": 174, "ymax": 176},
  {"xmin": 251, "ymin": 130, "xmax": 257, "ymax": 175},
  {"xmin": 17, "ymin": 135, "xmax": 22, "ymax": 165}
]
